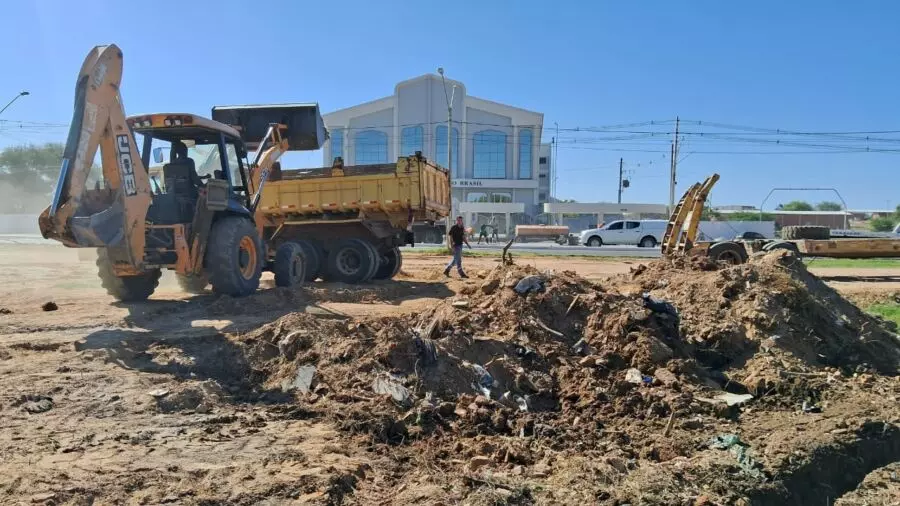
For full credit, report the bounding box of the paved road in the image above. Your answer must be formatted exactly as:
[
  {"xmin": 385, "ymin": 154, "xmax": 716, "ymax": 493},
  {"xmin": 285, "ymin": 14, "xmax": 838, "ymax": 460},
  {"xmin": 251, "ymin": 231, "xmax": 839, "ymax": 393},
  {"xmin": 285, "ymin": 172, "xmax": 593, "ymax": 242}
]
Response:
[{"xmin": 408, "ymin": 241, "xmax": 662, "ymax": 258}]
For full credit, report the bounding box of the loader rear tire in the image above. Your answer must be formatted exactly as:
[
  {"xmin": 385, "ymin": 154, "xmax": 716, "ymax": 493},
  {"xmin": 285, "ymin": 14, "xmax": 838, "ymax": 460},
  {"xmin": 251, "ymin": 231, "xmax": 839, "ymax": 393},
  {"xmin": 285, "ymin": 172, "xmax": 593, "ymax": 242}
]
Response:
[
  {"xmin": 176, "ymin": 273, "xmax": 208, "ymax": 294},
  {"xmin": 373, "ymin": 247, "xmax": 402, "ymax": 280},
  {"xmin": 781, "ymin": 225, "xmax": 830, "ymax": 241},
  {"xmin": 205, "ymin": 216, "xmax": 263, "ymax": 297},
  {"xmin": 274, "ymin": 242, "xmax": 307, "ymax": 288},
  {"xmin": 708, "ymin": 241, "xmax": 748, "ymax": 265},
  {"xmin": 96, "ymin": 249, "xmax": 161, "ymax": 302},
  {"xmin": 294, "ymin": 240, "xmax": 323, "ymax": 282},
  {"xmin": 326, "ymin": 239, "xmax": 376, "ymax": 284}
]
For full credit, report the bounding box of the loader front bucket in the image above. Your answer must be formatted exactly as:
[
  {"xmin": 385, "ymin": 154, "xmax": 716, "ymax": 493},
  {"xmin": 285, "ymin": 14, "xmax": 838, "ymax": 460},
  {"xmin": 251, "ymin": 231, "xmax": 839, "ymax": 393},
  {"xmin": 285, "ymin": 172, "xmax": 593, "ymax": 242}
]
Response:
[{"xmin": 211, "ymin": 103, "xmax": 327, "ymax": 151}]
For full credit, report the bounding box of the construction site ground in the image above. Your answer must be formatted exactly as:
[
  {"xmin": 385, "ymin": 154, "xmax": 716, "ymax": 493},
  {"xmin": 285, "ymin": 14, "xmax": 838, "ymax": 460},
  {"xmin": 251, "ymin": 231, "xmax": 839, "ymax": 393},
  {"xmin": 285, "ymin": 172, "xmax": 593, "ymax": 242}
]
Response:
[{"xmin": 1, "ymin": 243, "xmax": 898, "ymax": 505}]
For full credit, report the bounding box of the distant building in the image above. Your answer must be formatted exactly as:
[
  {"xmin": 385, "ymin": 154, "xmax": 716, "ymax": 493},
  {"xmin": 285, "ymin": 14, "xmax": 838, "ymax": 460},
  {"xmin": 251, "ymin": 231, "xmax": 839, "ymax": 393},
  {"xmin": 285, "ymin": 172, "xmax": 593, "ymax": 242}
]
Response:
[{"xmin": 321, "ymin": 74, "xmax": 552, "ymax": 232}]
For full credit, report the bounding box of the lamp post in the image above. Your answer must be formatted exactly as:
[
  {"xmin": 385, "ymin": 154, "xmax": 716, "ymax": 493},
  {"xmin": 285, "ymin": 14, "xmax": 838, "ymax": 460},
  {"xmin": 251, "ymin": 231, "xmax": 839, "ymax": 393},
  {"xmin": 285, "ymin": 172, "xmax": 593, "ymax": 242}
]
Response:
[
  {"xmin": 0, "ymin": 91, "xmax": 30, "ymax": 117},
  {"xmin": 438, "ymin": 68, "xmax": 457, "ymax": 238}
]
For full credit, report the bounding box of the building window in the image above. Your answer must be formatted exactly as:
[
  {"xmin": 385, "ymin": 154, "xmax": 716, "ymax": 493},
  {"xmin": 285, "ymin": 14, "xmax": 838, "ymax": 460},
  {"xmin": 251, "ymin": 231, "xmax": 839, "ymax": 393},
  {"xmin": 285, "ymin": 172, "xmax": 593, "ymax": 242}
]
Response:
[
  {"xmin": 539, "ymin": 174, "xmax": 547, "ymax": 178},
  {"xmin": 331, "ymin": 129, "xmax": 343, "ymax": 162},
  {"xmin": 473, "ymin": 130, "xmax": 506, "ymax": 179},
  {"xmin": 401, "ymin": 125, "xmax": 423, "ymax": 156},
  {"xmin": 354, "ymin": 130, "xmax": 388, "ymax": 164},
  {"xmin": 491, "ymin": 192, "xmax": 512, "ymax": 203},
  {"xmin": 518, "ymin": 129, "xmax": 532, "ymax": 179},
  {"xmin": 539, "ymin": 192, "xmax": 547, "ymax": 201},
  {"xmin": 539, "ymin": 156, "xmax": 547, "ymax": 164},
  {"xmin": 467, "ymin": 192, "xmax": 489, "ymax": 203},
  {"xmin": 435, "ymin": 125, "xmax": 459, "ymax": 175}
]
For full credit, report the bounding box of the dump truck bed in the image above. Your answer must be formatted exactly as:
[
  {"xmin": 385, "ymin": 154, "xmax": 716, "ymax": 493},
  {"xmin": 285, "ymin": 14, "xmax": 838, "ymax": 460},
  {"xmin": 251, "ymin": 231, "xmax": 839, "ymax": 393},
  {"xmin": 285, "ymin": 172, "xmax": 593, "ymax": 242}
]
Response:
[
  {"xmin": 258, "ymin": 155, "xmax": 450, "ymax": 226},
  {"xmin": 794, "ymin": 238, "xmax": 900, "ymax": 258}
]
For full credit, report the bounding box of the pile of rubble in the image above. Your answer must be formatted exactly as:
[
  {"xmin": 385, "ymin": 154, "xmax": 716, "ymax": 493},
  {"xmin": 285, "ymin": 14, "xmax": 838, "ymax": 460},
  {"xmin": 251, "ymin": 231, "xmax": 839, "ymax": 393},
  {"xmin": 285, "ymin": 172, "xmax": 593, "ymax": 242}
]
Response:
[{"xmin": 234, "ymin": 251, "xmax": 900, "ymax": 504}]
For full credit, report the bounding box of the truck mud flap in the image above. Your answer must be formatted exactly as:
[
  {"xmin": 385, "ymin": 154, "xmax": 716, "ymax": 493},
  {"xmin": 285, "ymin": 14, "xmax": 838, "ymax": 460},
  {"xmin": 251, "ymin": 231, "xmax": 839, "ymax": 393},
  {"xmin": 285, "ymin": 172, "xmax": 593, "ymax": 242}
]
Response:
[{"xmin": 69, "ymin": 198, "xmax": 126, "ymax": 247}]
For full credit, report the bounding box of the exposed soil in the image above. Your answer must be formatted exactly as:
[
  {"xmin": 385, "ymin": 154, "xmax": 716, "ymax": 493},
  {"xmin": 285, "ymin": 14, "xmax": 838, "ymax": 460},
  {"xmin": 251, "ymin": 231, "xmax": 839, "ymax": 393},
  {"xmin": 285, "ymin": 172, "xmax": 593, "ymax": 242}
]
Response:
[{"xmin": 0, "ymin": 244, "xmax": 898, "ymax": 504}]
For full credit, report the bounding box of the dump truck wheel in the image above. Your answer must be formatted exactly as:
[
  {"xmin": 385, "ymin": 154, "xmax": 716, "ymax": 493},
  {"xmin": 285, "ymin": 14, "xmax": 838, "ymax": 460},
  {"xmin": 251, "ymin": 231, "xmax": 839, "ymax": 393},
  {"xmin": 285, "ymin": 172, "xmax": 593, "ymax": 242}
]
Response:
[
  {"xmin": 293, "ymin": 240, "xmax": 323, "ymax": 282},
  {"xmin": 782, "ymin": 225, "xmax": 830, "ymax": 241},
  {"xmin": 176, "ymin": 273, "xmax": 208, "ymax": 294},
  {"xmin": 373, "ymin": 247, "xmax": 402, "ymax": 280},
  {"xmin": 708, "ymin": 241, "xmax": 748, "ymax": 265},
  {"xmin": 205, "ymin": 216, "xmax": 262, "ymax": 296},
  {"xmin": 96, "ymin": 249, "xmax": 161, "ymax": 302},
  {"xmin": 353, "ymin": 239, "xmax": 380, "ymax": 282},
  {"xmin": 274, "ymin": 242, "xmax": 307, "ymax": 288},
  {"xmin": 326, "ymin": 239, "xmax": 375, "ymax": 284}
]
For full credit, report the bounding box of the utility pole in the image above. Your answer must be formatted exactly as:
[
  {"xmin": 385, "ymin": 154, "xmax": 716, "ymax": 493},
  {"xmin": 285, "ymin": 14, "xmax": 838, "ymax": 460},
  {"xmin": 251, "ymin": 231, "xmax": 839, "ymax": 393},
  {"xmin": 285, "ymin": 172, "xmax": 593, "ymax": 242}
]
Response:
[
  {"xmin": 553, "ymin": 122, "xmax": 559, "ymax": 201},
  {"xmin": 617, "ymin": 157, "xmax": 624, "ymax": 204},
  {"xmin": 668, "ymin": 116, "xmax": 680, "ymax": 212},
  {"xmin": 438, "ymin": 67, "xmax": 457, "ymax": 239},
  {"xmin": 0, "ymin": 91, "xmax": 29, "ymax": 117}
]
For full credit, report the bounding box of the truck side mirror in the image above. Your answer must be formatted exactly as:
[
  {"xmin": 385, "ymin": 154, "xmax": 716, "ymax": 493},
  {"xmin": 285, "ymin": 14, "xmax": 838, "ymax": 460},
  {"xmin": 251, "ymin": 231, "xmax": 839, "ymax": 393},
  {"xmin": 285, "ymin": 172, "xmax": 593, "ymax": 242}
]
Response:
[{"xmin": 152, "ymin": 147, "xmax": 165, "ymax": 164}]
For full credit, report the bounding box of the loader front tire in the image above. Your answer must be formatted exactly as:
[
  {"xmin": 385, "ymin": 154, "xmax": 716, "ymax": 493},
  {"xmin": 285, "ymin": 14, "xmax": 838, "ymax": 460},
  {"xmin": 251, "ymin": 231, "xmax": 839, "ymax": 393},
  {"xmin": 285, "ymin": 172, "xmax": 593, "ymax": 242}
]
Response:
[
  {"xmin": 205, "ymin": 216, "xmax": 262, "ymax": 297},
  {"xmin": 96, "ymin": 249, "xmax": 161, "ymax": 302}
]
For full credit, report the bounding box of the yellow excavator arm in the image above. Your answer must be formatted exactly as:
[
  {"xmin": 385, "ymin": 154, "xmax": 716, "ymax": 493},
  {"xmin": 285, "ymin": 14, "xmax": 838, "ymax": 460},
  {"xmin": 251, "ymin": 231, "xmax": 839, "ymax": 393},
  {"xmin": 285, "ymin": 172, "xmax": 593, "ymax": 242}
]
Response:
[{"xmin": 38, "ymin": 44, "xmax": 151, "ymax": 270}]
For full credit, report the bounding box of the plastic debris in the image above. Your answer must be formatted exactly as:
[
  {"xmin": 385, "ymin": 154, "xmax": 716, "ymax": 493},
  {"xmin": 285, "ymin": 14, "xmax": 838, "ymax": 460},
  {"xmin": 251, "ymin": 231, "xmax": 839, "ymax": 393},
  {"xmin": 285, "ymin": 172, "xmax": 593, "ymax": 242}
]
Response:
[
  {"xmin": 372, "ymin": 373, "xmax": 411, "ymax": 405},
  {"xmin": 148, "ymin": 389, "xmax": 170, "ymax": 398},
  {"xmin": 281, "ymin": 365, "xmax": 316, "ymax": 394},
  {"xmin": 514, "ymin": 275, "xmax": 545, "ymax": 295},
  {"xmin": 708, "ymin": 434, "xmax": 764, "ymax": 479},
  {"xmin": 413, "ymin": 335, "xmax": 438, "ymax": 366},
  {"xmin": 696, "ymin": 392, "xmax": 754, "ymax": 407},
  {"xmin": 451, "ymin": 299, "xmax": 470, "ymax": 308}
]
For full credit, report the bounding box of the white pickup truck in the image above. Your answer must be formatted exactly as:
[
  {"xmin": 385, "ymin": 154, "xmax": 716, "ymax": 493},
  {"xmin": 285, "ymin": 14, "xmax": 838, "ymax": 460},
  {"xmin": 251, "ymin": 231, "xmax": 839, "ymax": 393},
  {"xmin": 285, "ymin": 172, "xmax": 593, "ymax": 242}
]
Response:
[{"xmin": 580, "ymin": 219, "xmax": 667, "ymax": 247}]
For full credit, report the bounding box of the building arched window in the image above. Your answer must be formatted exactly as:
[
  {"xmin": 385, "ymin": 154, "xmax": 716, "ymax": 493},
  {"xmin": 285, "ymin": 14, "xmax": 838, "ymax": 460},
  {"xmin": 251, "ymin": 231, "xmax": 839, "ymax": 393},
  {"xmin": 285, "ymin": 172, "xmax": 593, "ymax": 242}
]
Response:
[
  {"xmin": 354, "ymin": 130, "xmax": 388, "ymax": 164},
  {"xmin": 401, "ymin": 125, "xmax": 424, "ymax": 156},
  {"xmin": 518, "ymin": 128, "xmax": 532, "ymax": 179},
  {"xmin": 473, "ymin": 130, "xmax": 506, "ymax": 179},
  {"xmin": 435, "ymin": 125, "xmax": 459, "ymax": 175},
  {"xmin": 330, "ymin": 129, "xmax": 343, "ymax": 162}
]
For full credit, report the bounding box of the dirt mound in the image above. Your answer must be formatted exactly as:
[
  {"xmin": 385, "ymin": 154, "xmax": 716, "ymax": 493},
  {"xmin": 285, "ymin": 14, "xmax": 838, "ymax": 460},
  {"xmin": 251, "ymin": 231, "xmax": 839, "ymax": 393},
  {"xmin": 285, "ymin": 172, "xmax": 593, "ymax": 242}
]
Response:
[{"xmin": 229, "ymin": 253, "xmax": 900, "ymax": 504}]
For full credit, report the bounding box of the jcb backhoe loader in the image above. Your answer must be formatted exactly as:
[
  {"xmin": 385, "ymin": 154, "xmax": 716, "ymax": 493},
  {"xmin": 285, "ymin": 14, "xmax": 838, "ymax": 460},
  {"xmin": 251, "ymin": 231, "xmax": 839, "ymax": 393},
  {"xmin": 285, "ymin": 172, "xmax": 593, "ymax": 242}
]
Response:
[{"xmin": 38, "ymin": 44, "xmax": 326, "ymax": 301}]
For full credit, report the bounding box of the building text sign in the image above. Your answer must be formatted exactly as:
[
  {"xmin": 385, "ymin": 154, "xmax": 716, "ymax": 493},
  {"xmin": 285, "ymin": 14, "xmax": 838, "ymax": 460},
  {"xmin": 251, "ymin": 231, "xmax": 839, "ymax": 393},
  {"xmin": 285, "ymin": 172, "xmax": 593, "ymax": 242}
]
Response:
[{"xmin": 452, "ymin": 178, "xmax": 538, "ymax": 189}]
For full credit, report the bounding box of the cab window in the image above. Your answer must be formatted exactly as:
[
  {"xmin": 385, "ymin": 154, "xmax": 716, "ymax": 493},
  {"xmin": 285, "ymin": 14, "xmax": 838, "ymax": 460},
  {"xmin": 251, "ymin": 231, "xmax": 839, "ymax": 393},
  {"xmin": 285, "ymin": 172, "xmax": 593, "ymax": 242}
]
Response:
[
  {"xmin": 606, "ymin": 221, "xmax": 623, "ymax": 230},
  {"xmin": 625, "ymin": 221, "xmax": 640, "ymax": 229}
]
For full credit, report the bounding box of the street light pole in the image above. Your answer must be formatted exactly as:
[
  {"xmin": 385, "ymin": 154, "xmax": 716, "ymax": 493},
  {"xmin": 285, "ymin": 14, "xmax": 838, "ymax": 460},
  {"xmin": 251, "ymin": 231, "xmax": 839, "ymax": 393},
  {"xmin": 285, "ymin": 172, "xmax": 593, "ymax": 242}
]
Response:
[
  {"xmin": 438, "ymin": 68, "xmax": 457, "ymax": 239},
  {"xmin": 0, "ymin": 91, "xmax": 30, "ymax": 117}
]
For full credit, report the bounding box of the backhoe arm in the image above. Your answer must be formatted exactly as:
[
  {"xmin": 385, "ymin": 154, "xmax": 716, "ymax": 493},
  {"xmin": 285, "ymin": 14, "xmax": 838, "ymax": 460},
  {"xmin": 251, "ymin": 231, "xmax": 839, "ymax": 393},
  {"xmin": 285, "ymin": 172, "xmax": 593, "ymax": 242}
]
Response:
[
  {"xmin": 248, "ymin": 124, "xmax": 289, "ymax": 234},
  {"xmin": 38, "ymin": 45, "xmax": 151, "ymax": 269}
]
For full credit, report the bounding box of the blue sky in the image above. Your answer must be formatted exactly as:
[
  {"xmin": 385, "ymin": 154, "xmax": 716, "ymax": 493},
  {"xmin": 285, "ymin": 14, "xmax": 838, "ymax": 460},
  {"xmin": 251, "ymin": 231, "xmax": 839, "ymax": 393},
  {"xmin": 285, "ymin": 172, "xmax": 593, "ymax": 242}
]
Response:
[{"xmin": 2, "ymin": 0, "xmax": 899, "ymax": 210}]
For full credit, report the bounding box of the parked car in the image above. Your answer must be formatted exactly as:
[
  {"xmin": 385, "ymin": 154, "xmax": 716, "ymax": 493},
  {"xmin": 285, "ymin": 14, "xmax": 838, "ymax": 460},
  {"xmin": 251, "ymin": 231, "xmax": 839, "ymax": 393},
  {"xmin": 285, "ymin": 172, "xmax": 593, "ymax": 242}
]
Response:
[{"xmin": 580, "ymin": 220, "xmax": 667, "ymax": 247}]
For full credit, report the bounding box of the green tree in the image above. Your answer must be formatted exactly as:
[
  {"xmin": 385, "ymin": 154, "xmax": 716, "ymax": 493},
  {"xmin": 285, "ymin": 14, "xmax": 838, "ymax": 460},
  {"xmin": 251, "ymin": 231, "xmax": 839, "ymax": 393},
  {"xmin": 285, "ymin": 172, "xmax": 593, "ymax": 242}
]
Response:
[
  {"xmin": 0, "ymin": 143, "xmax": 63, "ymax": 195},
  {"xmin": 779, "ymin": 200, "xmax": 814, "ymax": 211},
  {"xmin": 871, "ymin": 216, "xmax": 896, "ymax": 232},
  {"xmin": 815, "ymin": 201, "xmax": 843, "ymax": 211}
]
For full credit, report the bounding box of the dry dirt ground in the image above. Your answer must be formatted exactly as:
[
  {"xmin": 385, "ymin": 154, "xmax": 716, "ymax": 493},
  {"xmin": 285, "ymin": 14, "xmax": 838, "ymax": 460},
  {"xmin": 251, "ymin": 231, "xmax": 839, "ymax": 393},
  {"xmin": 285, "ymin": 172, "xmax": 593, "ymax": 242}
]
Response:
[{"xmin": 0, "ymin": 244, "xmax": 898, "ymax": 505}]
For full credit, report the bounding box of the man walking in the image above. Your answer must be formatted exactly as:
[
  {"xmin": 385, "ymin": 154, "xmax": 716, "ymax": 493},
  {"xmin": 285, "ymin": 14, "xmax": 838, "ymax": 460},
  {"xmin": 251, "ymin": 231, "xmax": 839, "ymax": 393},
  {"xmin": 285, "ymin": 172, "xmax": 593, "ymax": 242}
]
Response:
[{"xmin": 445, "ymin": 216, "xmax": 471, "ymax": 278}]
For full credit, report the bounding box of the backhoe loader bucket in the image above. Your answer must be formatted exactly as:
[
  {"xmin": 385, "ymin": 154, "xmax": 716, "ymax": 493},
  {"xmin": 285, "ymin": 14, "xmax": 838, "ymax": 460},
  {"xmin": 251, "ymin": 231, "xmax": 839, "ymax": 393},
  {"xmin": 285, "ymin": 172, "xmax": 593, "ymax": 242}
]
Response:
[{"xmin": 211, "ymin": 103, "xmax": 327, "ymax": 151}]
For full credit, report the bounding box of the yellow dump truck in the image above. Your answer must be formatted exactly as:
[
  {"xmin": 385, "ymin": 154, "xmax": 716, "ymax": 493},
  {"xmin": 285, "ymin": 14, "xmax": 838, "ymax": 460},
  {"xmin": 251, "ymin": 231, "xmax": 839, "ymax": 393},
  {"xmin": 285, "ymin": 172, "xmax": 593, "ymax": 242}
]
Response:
[{"xmin": 256, "ymin": 154, "xmax": 450, "ymax": 283}]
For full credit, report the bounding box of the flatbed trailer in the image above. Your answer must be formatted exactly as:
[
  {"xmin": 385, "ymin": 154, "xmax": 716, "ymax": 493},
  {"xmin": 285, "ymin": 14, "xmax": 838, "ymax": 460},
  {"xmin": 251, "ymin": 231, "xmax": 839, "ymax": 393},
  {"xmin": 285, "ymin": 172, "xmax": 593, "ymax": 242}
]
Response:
[{"xmin": 693, "ymin": 237, "xmax": 900, "ymax": 264}]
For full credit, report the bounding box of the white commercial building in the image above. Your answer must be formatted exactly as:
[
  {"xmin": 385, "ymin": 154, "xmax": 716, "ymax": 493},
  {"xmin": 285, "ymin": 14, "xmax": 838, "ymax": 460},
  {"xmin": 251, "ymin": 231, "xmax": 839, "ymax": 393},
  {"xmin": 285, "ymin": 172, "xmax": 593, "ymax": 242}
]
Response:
[{"xmin": 321, "ymin": 74, "xmax": 552, "ymax": 233}]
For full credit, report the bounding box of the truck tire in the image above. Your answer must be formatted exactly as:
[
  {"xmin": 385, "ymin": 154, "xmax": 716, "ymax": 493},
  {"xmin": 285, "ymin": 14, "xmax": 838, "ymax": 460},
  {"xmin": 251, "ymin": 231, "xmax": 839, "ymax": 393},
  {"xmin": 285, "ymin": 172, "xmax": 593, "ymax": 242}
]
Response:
[
  {"xmin": 205, "ymin": 216, "xmax": 263, "ymax": 296},
  {"xmin": 782, "ymin": 225, "xmax": 830, "ymax": 241},
  {"xmin": 294, "ymin": 240, "xmax": 323, "ymax": 282},
  {"xmin": 274, "ymin": 242, "xmax": 307, "ymax": 288},
  {"xmin": 373, "ymin": 247, "xmax": 402, "ymax": 280},
  {"xmin": 326, "ymin": 239, "xmax": 376, "ymax": 284},
  {"xmin": 351, "ymin": 239, "xmax": 379, "ymax": 282},
  {"xmin": 96, "ymin": 249, "xmax": 161, "ymax": 302},
  {"xmin": 708, "ymin": 241, "xmax": 748, "ymax": 265},
  {"xmin": 639, "ymin": 235, "xmax": 657, "ymax": 248},
  {"xmin": 763, "ymin": 240, "xmax": 800, "ymax": 255},
  {"xmin": 587, "ymin": 236, "xmax": 602, "ymax": 247},
  {"xmin": 176, "ymin": 273, "xmax": 208, "ymax": 294}
]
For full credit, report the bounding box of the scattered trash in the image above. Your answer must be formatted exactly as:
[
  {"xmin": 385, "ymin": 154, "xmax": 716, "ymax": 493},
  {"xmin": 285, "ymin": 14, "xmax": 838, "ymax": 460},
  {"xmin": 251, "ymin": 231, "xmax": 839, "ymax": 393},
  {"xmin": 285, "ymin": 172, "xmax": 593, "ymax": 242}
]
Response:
[
  {"xmin": 41, "ymin": 302, "xmax": 58, "ymax": 312},
  {"xmin": 801, "ymin": 400, "xmax": 822, "ymax": 413},
  {"xmin": 514, "ymin": 275, "xmax": 545, "ymax": 295},
  {"xmin": 17, "ymin": 395, "xmax": 53, "ymax": 414},
  {"xmin": 696, "ymin": 392, "xmax": 754, "ymax": 407},
  {"xmin": 642, "ymin": 293, "xmax": 677, "ymax": 318},
  {"xmin": 413, "ymin": 335, "xmax": 439, "ymax": 366},
  {"xmin": 708, "ymin": 434, "xmax": 764, "ymax": 479},
  {"xmin": 0, "ymin": 308, "xmax": 11, "ymax": 315},
  {"xmin": 572, "ymin": 338, "xmax": 590, "ymax": 355},
  {"xmin": 451, "ymin": 299, "xmax": 470, "ymax": 308},
  {"xmin": 148, "ymin": 389, "xmax": 170, "ymax": 398},
  {"xmin": 469, "ymin": 363, "xmax": 495, "ymax": 397},
  {"xmin": 625, "ymin": 368, "xmax": 645, "ymax": 384},
  {"xmin": 372, "ymin": 373, "xmax": 411, "ymax": 405},
  {"xmin": 281, "ymin": 365, "xmax": 316, "ymax": 394}
]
